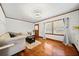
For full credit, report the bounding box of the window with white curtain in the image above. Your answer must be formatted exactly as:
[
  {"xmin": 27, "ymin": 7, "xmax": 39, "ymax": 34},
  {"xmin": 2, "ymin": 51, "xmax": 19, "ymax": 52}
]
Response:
[
  {"xmin": 45, "ymin": 19, "xmax": 64, "ymax": 35},
  {"xmin": 45, "ymin": 22, "xmax": 53, "ymax": 34},
  {"xmin": 53, "ymin": 20, "xmax": 64, "ymax": 34}
]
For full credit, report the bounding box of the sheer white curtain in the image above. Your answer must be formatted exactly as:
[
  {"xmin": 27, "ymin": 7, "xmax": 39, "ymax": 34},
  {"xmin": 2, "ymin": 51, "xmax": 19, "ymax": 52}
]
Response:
[{"xmin": 63, "ymin": 17, "xmax": 71, "ymax": 45}]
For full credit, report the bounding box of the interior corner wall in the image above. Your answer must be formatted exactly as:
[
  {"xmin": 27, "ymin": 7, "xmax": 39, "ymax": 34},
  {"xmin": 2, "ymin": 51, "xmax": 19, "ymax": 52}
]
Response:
[
  {"xmin": 5, "ymin": 18, "xmax": 34, "ymax": 33},
  {"xmin": 0, "ymin": 6, "xmax": 6, "ymax": 35},
  {"xmin": 36, "ymin": 10, "xmax": 79, "ymax": 51},
  {"xmin": 0, "ymin": 5, "xmax": 34, "ymax": 35}
]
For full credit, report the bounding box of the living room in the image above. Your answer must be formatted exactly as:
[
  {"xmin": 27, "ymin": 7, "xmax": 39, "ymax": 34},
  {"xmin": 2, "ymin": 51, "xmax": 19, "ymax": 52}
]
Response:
[{"xmin": 0, "ymin": 3, "xmax": 79, "ymax": 56}]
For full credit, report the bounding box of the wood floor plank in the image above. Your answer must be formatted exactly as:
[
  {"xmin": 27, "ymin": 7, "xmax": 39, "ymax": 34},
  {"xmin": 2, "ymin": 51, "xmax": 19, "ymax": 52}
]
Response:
[{"xmin": 15, "ymin": 38, "xmax": 79, "ymax": 56}]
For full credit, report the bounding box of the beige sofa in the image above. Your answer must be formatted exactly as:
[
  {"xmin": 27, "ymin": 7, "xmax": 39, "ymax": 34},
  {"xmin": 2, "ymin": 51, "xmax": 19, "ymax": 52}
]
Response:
[{"xmin": 0, "ymin": 32, "xmax": 26, "ymax": 56}]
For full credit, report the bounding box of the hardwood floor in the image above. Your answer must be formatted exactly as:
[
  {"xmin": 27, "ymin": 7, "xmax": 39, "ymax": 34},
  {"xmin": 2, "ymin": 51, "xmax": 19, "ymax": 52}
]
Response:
[{"xmin": 15, "ymin": 38, "xmax": 79, "ymax": 56}]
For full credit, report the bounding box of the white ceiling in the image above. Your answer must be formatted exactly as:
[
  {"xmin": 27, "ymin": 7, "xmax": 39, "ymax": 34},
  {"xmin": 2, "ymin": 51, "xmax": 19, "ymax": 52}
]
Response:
[{"xmin": 2, "ymin": 3, "xmax": 79, "ymax": 23}]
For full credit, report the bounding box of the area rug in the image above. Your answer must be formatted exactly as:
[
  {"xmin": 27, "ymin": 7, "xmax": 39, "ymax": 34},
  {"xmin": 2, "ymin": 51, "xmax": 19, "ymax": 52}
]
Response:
[{"xmin": 26, "ymin": 40, "xmax": 41, "ymax": 49}]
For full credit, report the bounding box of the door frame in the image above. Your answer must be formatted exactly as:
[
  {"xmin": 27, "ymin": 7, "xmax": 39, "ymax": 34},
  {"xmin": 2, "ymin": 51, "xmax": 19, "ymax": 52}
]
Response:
[{"xmin": 34, "ymin": 24, "xmax": 39, "ymax": 38}]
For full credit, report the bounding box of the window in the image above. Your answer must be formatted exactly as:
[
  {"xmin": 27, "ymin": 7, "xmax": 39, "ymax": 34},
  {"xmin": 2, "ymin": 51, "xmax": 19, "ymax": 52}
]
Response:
[
  {"xmin": 53, "ymin": 20, "xmax": 64, "ymax": 35},
  {"xmin": 45, "ymin": 19, "xmax": 64, "ymax": 35},
  {"xmin": 45, "ymin": 22, "xmax": 53, "ymax": 34}
]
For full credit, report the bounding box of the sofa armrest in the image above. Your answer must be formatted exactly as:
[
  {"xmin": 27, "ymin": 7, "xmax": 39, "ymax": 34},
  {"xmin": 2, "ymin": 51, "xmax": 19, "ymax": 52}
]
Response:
[
  {"xmin": 0, "ymin": 43, "xmax": 14, "ymax": 50},
  {"xmin": 0, "ymin": 36, "xmax": 26, "ymax": 46}
]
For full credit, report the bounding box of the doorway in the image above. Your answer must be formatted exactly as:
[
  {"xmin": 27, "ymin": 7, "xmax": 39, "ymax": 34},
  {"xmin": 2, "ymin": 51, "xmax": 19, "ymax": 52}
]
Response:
[{"xmin": 34, "ymin": 24, "xmax": 39, "ymax": 38}]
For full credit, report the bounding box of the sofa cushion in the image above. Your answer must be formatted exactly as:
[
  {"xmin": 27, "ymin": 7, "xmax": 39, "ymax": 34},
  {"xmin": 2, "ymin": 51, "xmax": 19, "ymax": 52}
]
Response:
[
  {"xmin": 8, "ymin": 32, "xmax": 25, "ymax": 37},
  {"xmin": 9, "ymin": 32, "xmax": 16, "ymax": 37},
  {"xmin": 0, "ymin": 33, "xmax": 11, "ymax": 42}
]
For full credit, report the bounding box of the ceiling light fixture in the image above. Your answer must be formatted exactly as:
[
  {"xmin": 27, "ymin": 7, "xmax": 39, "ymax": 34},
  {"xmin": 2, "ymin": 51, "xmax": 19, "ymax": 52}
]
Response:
[{"xmin": 32, "ymin": 9, "xmax": 42, "ymax": 19}]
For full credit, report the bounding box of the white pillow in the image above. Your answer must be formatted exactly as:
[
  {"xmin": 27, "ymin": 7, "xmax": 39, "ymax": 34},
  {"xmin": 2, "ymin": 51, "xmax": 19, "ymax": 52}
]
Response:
[{"xmin": 0, "ymin": 33, "xmax": 11, "ymax": 42}]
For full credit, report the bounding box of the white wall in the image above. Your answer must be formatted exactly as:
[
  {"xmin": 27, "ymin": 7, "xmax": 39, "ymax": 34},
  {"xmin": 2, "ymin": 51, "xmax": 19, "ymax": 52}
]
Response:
[
  {"xmin": 0, "ymin": 6, "xmax": 34, "ymax": 34},
  {"xmin": 36, "ymin": 10, "xmax": 79, "ymax": 50},
  {"xmin": 0, "ymin": 6, "xmax": 6, "ymax": 35},
  {"xmin": 6, "ymin": 18, "xmax": 34, "ymax": 33},
  {"xmin": 0, "ymin": 5, "xmax": 34, "ymax": 35}
]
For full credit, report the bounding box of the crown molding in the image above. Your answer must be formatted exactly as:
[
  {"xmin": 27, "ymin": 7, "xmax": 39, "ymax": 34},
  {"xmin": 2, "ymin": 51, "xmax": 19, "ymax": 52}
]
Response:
[
  {"xmin": 35, "ymin": 8, "xmax": 79, "ymax": 23},
  {"xmin": 0, "ymin": 3, "xmax": 34, "ymax": 23},
  {"xmin": 0, "ymin": 3, "xmax": 79, "ymax": 23}
]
